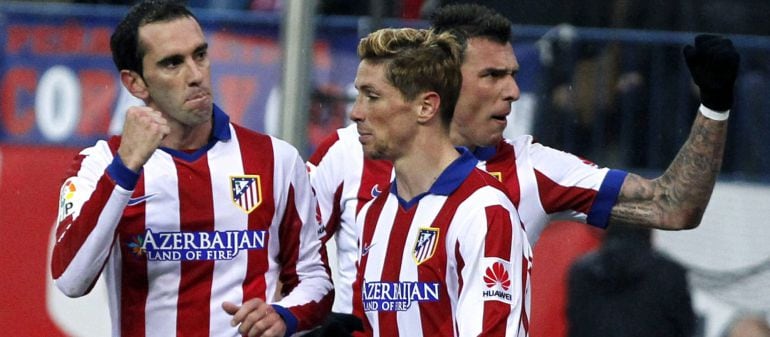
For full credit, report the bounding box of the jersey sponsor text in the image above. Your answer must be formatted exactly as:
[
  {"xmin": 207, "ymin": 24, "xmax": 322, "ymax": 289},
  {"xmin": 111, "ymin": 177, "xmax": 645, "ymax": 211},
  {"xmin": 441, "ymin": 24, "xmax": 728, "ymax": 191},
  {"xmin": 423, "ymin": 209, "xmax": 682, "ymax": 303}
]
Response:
[
  {"xmin": 132, "ymin": 229, "xmax": 267, "ymax": 261},
  {"xmin": 362, "ymin": 281, "xmax": 440, "ymax": 312}
]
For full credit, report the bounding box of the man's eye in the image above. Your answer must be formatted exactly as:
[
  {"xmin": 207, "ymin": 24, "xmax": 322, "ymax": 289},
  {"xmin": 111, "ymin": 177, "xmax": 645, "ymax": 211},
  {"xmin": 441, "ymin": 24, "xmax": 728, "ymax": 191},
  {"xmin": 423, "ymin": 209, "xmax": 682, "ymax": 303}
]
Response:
[
  {"xmin": 161, "ymin": 61, "xmax": 179, "ymax": 69},
  {"xmin": 490, "ymin": 71, "xmax": 507, "ymax": 78}
]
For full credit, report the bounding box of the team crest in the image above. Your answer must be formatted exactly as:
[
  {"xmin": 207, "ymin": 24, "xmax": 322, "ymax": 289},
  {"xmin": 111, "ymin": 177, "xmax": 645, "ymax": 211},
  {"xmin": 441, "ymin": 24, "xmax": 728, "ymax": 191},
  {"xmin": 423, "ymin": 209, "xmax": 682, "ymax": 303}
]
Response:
[
  {"xmin": 230, "ymin": 175, "xmax": 262, "ymax": 214},
  {"xmin": 412, "ymin": 227, "xmax": 439, "ymax": 265},
  {"xmin": 488, "ymin": 171, "xmax": 502, "ymax": 182}
]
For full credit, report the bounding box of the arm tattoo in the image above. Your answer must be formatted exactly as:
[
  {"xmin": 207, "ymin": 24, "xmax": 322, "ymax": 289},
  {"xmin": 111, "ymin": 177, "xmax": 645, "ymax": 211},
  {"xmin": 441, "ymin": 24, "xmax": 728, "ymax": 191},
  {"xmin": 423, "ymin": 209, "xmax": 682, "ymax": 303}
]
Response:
[{"xmin": 610, "ymin": 114, "xmax": 727, "ymax": 230}]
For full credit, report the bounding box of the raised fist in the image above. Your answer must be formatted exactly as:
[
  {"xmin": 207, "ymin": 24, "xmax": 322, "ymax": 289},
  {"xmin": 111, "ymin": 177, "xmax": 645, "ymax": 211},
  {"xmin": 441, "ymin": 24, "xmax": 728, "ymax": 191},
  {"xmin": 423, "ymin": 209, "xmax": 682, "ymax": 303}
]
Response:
[
  {"xmin": 683, "ymin": 34, "xmax": 740, "ymax": 112},
  {"xmin": 118, "ymin": 106, "xmax": 170, "ymax": 172}
]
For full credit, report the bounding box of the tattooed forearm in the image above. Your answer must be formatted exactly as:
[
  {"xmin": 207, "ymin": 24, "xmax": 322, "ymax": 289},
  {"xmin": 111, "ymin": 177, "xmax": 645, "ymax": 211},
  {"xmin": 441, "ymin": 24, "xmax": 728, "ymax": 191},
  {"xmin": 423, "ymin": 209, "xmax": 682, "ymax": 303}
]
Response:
[{"xmin": 610, "ymin": 113, "xmax": 728, "ymax": 230}]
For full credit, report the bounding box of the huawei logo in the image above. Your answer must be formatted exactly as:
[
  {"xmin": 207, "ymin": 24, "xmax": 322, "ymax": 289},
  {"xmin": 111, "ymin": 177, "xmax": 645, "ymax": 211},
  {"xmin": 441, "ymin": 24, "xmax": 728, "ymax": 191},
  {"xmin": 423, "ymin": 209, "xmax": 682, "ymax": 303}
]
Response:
[{"xmin": 483, "ymin": 261, "xmax": 511, "ymax": 291}]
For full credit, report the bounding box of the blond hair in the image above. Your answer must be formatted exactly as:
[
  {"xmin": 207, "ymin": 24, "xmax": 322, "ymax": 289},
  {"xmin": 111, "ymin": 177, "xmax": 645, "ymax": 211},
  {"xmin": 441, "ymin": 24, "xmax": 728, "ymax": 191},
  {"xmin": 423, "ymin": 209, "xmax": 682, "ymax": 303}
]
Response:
[{"xmin": 357, "ymin": 28, "xmax": 462, "ymax": 126}]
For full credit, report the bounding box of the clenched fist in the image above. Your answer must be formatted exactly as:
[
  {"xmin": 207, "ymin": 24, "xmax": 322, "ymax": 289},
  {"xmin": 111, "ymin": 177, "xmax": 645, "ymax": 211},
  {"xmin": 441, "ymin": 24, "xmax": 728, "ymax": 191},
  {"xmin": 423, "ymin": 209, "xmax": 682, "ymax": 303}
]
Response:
[{"xmin": 117, "ymin": 106, "xmax": 170, "ymax": 172}]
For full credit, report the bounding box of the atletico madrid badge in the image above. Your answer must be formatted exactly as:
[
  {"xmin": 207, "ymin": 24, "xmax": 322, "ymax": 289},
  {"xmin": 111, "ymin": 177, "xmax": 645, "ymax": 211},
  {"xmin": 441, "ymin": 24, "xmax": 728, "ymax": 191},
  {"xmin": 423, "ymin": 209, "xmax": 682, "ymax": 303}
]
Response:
[
  {"xmin": 230, "ymin": 175, "xmax": 262, "ymax": 214},
  {"xmin": 412, "ymin": 227, "xmax": 439, "ymax": 265}
]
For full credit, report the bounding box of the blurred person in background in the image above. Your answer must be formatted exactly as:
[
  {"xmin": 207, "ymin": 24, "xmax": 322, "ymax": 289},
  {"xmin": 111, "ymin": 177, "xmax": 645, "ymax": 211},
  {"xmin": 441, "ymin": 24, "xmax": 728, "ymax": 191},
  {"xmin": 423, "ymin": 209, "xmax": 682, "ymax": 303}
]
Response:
[
  {"xmin": 566, "ymin": 225, "xmax": 696, "ymax": 337},
  {"xmin": 692, "ymin": 0, "xmax": 770, "ymax": 177},
  {"xmin": 307, "ymin": 85, "xmax": 349, "ymax": 155},
  {"xmin": 49, "ymin": 1, "xmax": 332, "ymax": 336},
  {"xmin": 307, "ymin": 3, "xmax": 740, "ymax": 335},
  {"xmin": 318, "ymin": 0, "xmax": 421, "ymax": 19},
  {"xmin": 536, "ymin": 0, "xmax": 697, "ymax": 167}
]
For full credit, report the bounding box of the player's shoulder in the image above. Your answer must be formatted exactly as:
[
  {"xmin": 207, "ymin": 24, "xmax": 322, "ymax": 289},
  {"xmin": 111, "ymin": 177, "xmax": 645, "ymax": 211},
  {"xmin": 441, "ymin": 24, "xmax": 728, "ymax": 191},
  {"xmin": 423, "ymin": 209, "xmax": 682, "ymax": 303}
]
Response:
[
  {"xmin": 503, "ymin": 134, "xmax": 535, "ymax": 146},
  {"xmin": 80, "ymin": 136, "xmax": 120, "ymax": 159},
  {"xmin": 308, "ymin": 124, "xmax": 362, "ymax": 166},
  {"xmin": 504, "ymin": 134, "xmax": 597, "ymax": 168},
  {"xmin": 230, "ymin": 122, "xmax": 273, "ymax": 145},
  {"xmin": 501, "ymin": 134, "xmax": 540, "ymax": 154},
  {"xmin": 460, "ymin": 168, "xmax": 514, "ymax": 204},
  {"xmin": 231, "ymin": 123, "xmax": 302, "ymax": 160},
  {"xmin": 231, "ymin": 123, "xmax": 270, "ymax": 140}
]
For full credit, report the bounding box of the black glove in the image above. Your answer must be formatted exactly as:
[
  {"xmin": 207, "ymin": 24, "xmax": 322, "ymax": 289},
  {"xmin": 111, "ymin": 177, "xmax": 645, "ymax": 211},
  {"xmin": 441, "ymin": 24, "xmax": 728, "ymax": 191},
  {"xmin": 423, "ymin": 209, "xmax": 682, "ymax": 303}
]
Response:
[
  {"xmin": 683, "ymin": 34, "xmax": 740, "ymax": 111},
  {"xmin": 314, "ymin": 312, "xmax": 363, "ymax": 337}
]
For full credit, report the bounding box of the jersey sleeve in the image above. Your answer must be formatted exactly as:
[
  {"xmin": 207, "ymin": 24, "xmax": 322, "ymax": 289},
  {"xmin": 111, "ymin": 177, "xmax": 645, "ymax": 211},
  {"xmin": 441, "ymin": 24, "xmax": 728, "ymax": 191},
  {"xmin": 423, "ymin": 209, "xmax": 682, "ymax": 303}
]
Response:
[
  {"xmin": 306, "ymin": 125, "xmax": 364, "ymax": 314},
  {"xmin": 272, "ymin": 140, "xmax": 334, "ymax": 333},
  {"xmin": 526, "ymin": 140, "xmax": 627, "ymax": 228},
  {"xmin": 306, "ymin": 129, "xmax": 345, "ymax": 244},
  {"xmin": 50, "ymin": 139, "xmax": 136, "ymax": 297},
  {"xmin": 452, "ymin": 191, "xmax": 531, "ymax": 337}
]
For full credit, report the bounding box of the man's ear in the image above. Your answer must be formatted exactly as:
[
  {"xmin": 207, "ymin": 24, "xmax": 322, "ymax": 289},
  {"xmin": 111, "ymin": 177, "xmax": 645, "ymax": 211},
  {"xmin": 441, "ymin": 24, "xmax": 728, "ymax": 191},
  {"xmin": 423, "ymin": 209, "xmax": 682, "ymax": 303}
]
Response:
[
  {"xmin": 416, "ymin": 91, "xmax": 440, "ymax": 124},
  {"xmin": 120, "ymin": 69, "xmax": 149, "ymax": 100}
]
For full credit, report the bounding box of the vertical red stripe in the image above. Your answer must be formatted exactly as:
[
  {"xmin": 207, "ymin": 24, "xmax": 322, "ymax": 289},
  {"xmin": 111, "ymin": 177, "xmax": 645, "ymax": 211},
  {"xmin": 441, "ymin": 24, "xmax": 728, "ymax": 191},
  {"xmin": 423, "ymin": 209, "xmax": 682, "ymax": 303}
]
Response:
[
  {"xmin": 484, "ymin": 140, "xmax": 520, "ymax": 207},
  {"xmin": 481, "ymin": 205, "xmax": 513, "ymax": 336},
  {"xmin": 375, "ymin": 205, "xmax": 417, "ymax": 337},
  {"xmin": 307, "ymin": 129, "xmax": 339, "ymax": 165},
  {"xmin": 51, "ymin": 173, "xmax": 116, "ymax": 278},
  {"xmin": 235, "ymin": 126, "xmax": 275, "ymax": 303},
  {"xmin": 50, "ymin": 151, "xmax": 87, "ymax": 276},
  {"xmin": 520, "ymin": 255, "xmax": 531, "ymax": 334},
  {"xmin": 535, "ymin": 170, "xmax": 596, "ymax": 214},
  {"xmin": 483, "ymin": 206, "xmax": 513, "ymax": 260},
  {"xmin": 119, "ymin": 174, "xmax": 149, "ymax": 337},
  {"xmin": 353, "ymin": 188, "xmax": 390, "ymax": 335},
  {"xmin": 356, "ymin": 158, "xmax": 392, "ymax": 214},
  {"xmin": 321, "ymin": 185, "xmax": 344, "ymax": 243},
  {"xmin": 454, "ymin": 241, "xmax": 464, "ymax": 334},
  {"xmin": 174, "ymin": 156, "xmax": 215, "ymax": 336},
  {"xmin": 277, "ymin": 186, "xmax": 300, "ymax": 293},
  {"xmin": 277, "ymin": 185, "xmax": 334, "ymax": 331}
]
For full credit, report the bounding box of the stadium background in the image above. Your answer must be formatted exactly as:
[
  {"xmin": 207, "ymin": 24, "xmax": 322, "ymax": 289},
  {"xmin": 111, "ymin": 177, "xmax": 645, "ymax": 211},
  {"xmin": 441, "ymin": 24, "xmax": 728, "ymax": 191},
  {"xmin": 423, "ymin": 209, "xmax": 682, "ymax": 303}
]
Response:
[{"xmin": 0, "ymin": 1, "xmax": 768, "ymax": 336}]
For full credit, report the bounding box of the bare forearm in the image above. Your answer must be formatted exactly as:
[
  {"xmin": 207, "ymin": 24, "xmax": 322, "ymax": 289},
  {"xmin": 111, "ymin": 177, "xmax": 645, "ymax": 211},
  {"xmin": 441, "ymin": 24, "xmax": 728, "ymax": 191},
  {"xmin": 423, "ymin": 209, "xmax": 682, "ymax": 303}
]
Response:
[{"xmin": 610, "ymin": 113, "xmax": 727, "ymax": 229}]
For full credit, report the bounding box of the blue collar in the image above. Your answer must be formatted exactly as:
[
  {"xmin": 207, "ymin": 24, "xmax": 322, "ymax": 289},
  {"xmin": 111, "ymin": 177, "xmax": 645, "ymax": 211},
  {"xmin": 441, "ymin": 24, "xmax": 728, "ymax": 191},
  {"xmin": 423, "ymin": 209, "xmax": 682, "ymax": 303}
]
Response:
[
  {"xmin": 210, "ymin": 104, "xmax": 232, "ymax": 141},
  {"xmin": 160, "ymin": 104, "xmax": 232, "ymax": 161},
  {"xmin": 473, "ymin": 144, "xmax": 498, "ymax": 161},
  {"xmin": 393, "ymin": 147, "xmax": 478, "ymax": 209}
]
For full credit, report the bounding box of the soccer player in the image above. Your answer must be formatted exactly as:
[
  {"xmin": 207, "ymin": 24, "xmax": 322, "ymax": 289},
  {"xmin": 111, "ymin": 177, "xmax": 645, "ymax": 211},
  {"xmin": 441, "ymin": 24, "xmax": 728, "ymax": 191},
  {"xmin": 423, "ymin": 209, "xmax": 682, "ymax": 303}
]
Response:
[
  {"xmin": 50, "ymin": 1, "xmax": 332, "ymax": 336},
  {"xmin": 306, "ymin": 3, "xmax": 740, "ymax": 333},
  {"xmin": 348, "ymin": 27, "xmax": 531, "ymax": 337}
]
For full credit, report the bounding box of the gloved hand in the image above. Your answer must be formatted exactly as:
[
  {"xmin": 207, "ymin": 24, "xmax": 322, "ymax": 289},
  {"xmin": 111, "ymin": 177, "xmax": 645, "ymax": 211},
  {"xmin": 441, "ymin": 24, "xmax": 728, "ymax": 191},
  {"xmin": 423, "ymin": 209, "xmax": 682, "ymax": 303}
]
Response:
[
  {"xmin": 683, "ymin": 34, "xmax": 740, "ymax": 112},
  {"xmin": 316, "ymin": 312, "xmax": 363, "ymax": 337}
]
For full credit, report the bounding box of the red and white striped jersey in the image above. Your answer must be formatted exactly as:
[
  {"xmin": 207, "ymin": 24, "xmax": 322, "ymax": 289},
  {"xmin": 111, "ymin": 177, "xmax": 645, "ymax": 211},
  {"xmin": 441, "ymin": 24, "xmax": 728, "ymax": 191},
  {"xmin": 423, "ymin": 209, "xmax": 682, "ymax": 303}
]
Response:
[
  {"xmin": 52, "ymin": 107, "xmax": 333, "ymax": 337},
  {"xmin": 306, "ymin": 123, "xmax": 627, "ymax": 314},
  {"xmin": 351, "ymin": 150, "xmax": 532, "ymax": 337}
]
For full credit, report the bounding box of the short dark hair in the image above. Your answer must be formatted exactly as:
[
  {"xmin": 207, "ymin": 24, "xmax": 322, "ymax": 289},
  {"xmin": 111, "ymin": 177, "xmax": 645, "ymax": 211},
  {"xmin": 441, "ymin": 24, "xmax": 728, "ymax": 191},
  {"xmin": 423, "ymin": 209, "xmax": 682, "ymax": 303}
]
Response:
[
  {"xmin": 430, "ymin": 3, "xmax": 512, "ymax": 58},
  {"xmin": 110, "ymin": 0, "xmax": 197, "ymax": 75}
]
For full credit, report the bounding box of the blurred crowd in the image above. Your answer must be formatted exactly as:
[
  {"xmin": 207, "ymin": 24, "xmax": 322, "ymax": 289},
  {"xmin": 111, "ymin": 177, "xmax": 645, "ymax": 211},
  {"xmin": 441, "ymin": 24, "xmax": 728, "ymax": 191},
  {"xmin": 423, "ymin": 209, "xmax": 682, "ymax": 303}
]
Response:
[
  {"xmin": 14, "ymin": 0, "xmax": 768, "ymax": 34},
  {"xmin": 23, "ymin": 0, "xmax": 770, "ymax": 32},
  {"xmin": 16, "ymin": 0, "xmax": 770, "ymax": 175}
]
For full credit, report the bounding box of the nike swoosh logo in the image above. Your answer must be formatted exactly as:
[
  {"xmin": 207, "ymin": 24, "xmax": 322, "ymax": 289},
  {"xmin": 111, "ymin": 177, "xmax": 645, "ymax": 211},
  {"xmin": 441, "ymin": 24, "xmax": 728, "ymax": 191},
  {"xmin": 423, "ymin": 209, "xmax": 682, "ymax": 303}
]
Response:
[
  {"xmin": 371, "ymin": 184, "xmax": 382, "ymax": 198},
  {"xmin": 128, "ymin": 193, "xmax": 157, "ymax": 206},
  {"xmin": 362, "ymin": 242, "xmax": 375, "ymax": 256}
]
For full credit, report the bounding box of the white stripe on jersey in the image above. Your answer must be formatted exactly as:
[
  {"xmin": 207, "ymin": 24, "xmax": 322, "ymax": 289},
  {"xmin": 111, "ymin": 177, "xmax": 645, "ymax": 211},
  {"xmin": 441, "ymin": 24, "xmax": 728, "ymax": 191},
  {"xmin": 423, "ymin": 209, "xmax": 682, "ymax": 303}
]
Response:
[
  {"xmin": 208, "ymin": 134, "xmax": 248, "ymax": 336},
  {"xmin": 524, "ymin": 140, "xmax": 609, "ymax": 190},
  {"xmin": 144, "ymin": 151, "xmax": 181, "ymax": 337}
]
